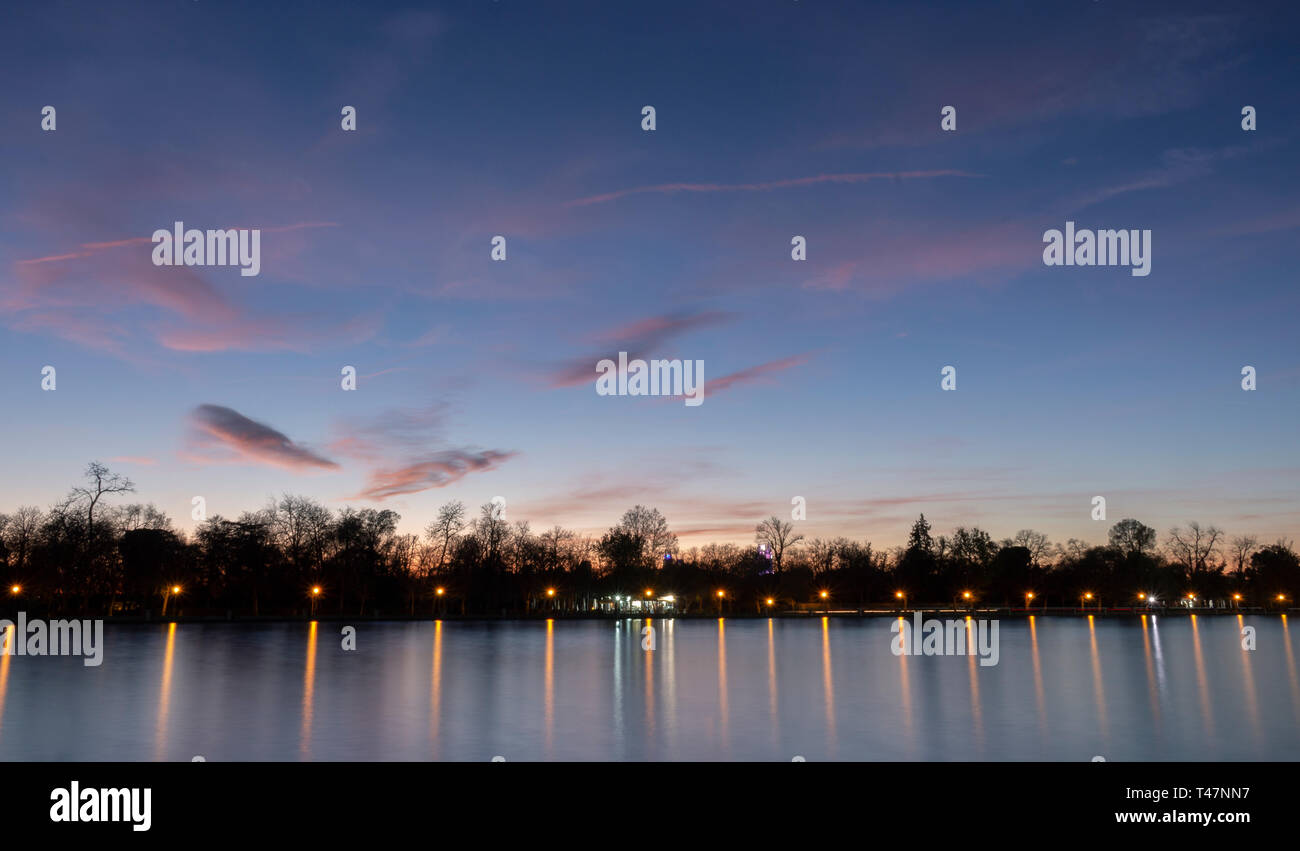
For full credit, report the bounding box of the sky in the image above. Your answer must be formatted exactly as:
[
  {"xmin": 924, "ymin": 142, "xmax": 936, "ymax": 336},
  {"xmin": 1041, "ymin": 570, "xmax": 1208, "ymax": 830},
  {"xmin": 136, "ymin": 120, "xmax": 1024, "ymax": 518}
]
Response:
[{"xmin": 1, "ymin": 0, "xmax": 1298, "ymax": 551}]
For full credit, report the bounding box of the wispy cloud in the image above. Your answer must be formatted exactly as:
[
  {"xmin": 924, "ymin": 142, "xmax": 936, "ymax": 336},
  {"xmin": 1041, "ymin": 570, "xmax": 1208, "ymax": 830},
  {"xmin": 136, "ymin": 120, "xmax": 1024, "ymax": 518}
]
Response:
[
  {"xmin": 704, "ymin": 353, "xmax": 812, "ymax": 397},
  {"xmin": 353, "ymin": 450, "xmax": 516, "ymax": 500},
  {"xmin": 188, "ymin": 404, "xmax": 339, "ymax": 471},
  {"xmin": 565, "ymin": 170, "xmax": 979, "ymax": 207},
  {"xmin": 332, "ymin": 403, "xmax": 516, "ymax": 500},
  {"xmin": 549, "ymin": 310, "xmax": 735, "ymax": 387}
]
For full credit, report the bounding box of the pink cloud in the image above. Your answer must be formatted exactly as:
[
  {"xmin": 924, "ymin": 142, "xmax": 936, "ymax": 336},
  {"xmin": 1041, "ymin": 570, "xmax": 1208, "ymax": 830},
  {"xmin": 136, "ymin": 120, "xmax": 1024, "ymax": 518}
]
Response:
[
  {"xmin": 188, "ymin": 404, "xmax": 339, "ymax": 471},
  {"xmin": 353, "ymin": 450, "xmax": 516, "ymax": 500},
  {"xmin": 550, "ymin": 310, "xmax": 735, "ymax": 387},
  {"xmin": 704, "ymin": 353, "xmax": 811, "ymax": 397}
]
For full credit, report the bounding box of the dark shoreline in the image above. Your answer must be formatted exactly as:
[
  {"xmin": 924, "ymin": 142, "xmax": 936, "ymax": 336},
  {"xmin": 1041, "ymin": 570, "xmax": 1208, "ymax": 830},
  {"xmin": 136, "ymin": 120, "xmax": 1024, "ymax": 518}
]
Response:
[{"xmin": 5, "ymin": 607, "xmax": 1290, "ymax": 625}]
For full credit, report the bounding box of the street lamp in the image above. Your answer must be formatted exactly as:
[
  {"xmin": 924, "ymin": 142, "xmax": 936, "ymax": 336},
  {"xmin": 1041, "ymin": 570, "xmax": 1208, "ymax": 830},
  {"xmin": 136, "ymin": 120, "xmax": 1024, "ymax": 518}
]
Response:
[
  {"xmin": 1081, "ymin": 591, "xmax": 1092, "ymax": 611},
  {"xmin": 895, "ymin": 590, "xmax": 906, "ymax": 611},
  {"xmin": 162, "ymin": 584, "xmax": 181, "ymax": 617},
  {"xmin": 8, "ymin": 584, "xmax": 19, "ymax": 596},
  {"xmin": 1232, "ymin": 593, "xmax": 1242, "ymax": 608},
  {"xmin": 1024, "ymin": 591, "xmax": 1034, "ymax": 610},
  {"xmin": 310, "ymin": 585, "xmax": 321, "ymax": 615}
]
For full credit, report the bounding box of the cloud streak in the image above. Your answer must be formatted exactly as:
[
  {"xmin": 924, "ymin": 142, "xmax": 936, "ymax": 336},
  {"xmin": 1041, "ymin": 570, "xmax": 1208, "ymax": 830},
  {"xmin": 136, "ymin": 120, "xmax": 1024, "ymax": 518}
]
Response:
[
  {"xmin": 188, "ymin": 404, "xmax": 339, "ymax": 471},
  {"xmin": 564, "ymin": 170, "xmax": 980, "ymax": 207},
  {"xmin": 353, "ymin": 450, "xmax": 516, "ymax": 500}
]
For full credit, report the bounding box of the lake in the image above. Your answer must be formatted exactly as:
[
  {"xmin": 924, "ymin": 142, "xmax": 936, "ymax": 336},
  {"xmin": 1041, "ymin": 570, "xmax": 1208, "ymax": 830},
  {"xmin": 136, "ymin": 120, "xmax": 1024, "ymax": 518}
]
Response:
[{"xmin": 1, "ymin": 615, "xmax": 1296, "ymax": 761}]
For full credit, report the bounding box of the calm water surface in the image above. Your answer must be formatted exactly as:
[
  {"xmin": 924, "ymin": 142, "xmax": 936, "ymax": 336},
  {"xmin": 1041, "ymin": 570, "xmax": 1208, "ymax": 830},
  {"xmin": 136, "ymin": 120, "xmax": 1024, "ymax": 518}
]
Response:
[{"xmin": 1, "ymin": 615, "xmax": 1297, "ymax": 761}]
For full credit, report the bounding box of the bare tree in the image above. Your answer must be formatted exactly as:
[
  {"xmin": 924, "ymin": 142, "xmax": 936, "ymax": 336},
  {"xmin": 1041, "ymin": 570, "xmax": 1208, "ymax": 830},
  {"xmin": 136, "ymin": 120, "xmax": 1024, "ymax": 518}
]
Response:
[
  {"xmin": 3, "ymin": 506, "xmax": 43, "ymax": 573},
  {"xmin": 613, "ymin": 505, "xmax": 678, "ymax": 568},
  {"xmin": 806, "ymin": 538, "xmax": 839, "ymax": 576},
  {"xmin": 1166, "ymin": 522, "xmax": 1223, "ymax": 573},
  {"xmin": 1229, "ymin": 535, "xmax": 1259, "ymax": 573},
  {"xmin": 538, "ymin": 525, "xmax": 575, "ymax": 572},
  {"xmin": 425, "ymin": 500, "xmax": 467, "ymax": 573},
  {"xmin": 1011, "ymin": 529, "xmax": 1051, "ymax": 566},
  {"xmin": 755, "ymin": 515, "xmax": 804, "ymax": 574},
  {"xmin": 476, "ymin": 500, "xmax": 509, "ymax": 565},
  {"xmin": 69, "ymin": 462, "xmax": 135, "ymax": 559}
]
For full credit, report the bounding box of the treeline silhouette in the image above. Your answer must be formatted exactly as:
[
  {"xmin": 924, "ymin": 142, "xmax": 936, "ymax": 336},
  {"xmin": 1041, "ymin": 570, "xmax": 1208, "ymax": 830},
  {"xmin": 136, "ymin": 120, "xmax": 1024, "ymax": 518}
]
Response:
[{"xmin": 1, "ymin": 462, "xmax": 1297, "ymax": 617}]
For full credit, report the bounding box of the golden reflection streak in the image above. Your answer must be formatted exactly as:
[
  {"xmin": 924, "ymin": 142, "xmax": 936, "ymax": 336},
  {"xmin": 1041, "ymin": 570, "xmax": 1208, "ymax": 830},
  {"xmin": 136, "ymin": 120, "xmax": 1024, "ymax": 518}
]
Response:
[
  {"xmin": 965, "ymin": 617, "xmax": 982, "ymax": 750},
  {"xmin": 1280, "ymin": 615, "xmax": 1300, "ymax": 724},
  {"xmin": 716, "ymin": 618, "xmax": 728, "ymax": 746},
  {"xmin": 767, "ymin": 618, "xmax": 778, "ymax": 747},
  {"xmin": 1028, "ymin": 616, "xmax": 1046, "ymax": 739},
  {"xmin": 664, "ymin": 618, "xmax": 676, "ymax": 753},
  {"xmin": 1235, "ymin": 614, "xmax": 1260, "ymax": 743},
  {"xmin": 1087, "ymin": 615, "xmax": 1108, "ymax": 742},
  {"xmin": 154, "ymin": 622, "xmax": 177, "ymax": 761},
  {"xmin": 897, "ymin": 617, "xmax": 912, "ymax": 749},
  {"xmin": 546, "ymin": 618, "xmax": 556, "ymax": 756},
  {"xmin": 1189, "ymin": 614, "xmax": 1213, "ymax": 738},
  {"xmin": 1139, "ymin": 615, "xmax": 1161, "ymax": 730},
  {"xmin": 640, "ymin": 618, "xmax": 654, "ymax": 740},
  {"xmin": 0, "ymin": 624, "xmax": 13, "ymax": 741},
  {"xmin": 300, "ymin": 620, "xmax": 318, "ymax": 759},
  {"xmin": 821, "ymin": 616, "xmax": 835, "ymax": 754},
  {"xmin": 430, "ymin": 620, "xmax": 443, "ymax": 757}
]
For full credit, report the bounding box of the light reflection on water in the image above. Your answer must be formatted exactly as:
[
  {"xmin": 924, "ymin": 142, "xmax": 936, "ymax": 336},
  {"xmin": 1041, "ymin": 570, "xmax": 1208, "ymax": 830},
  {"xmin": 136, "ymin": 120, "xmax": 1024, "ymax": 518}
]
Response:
[{"xmin": 0, "ymin": 616, "xmax": 1296, "ymax": 761}]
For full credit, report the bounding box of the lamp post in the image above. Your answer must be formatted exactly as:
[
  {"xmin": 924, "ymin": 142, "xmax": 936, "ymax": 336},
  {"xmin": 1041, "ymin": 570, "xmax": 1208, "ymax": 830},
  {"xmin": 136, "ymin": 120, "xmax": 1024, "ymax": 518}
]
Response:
[
  {"xmin": 1081, "ymin": 591, "xmax": 1093, "ymax": 612},
  {"xmin": 716, "ymin": 589, "xmax": 725, "ymax": 615},
  {"xmin": 310, "ymin": 585, "xmax": 321, "ymax": 616},
  {"xmin": 162, "ymin": 585, "xmax": 181, "ymax": 617},
  {"xmin": 1024, "ymin": 591, "xmax": 1034, "ymax": 612},
  {"xmin": 820, "ymin": 589, "xmax": 829, "ymax": 614}
]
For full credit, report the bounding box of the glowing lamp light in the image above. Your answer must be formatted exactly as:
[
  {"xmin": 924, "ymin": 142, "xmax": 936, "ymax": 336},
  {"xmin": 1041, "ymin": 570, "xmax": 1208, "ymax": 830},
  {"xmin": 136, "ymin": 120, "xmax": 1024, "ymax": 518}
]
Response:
[
  {"xmin": 546, "ymin": 588, "xmax": 556, "ymax": 597},
  {"xmin": 820, "ymin": 591, "xmax": 829, "ymax": 599},
  {"xmin": 171, "ymin": 586, "xmax": 181, "ymax": 594},
  {"xmin": 435, "ymin": 587, "xmax": 445, "ymax": 596},
  {"xmin": 962, "ymin": 591, "xmax": 972, "ymax": 600},
  {"xmin": 766, "ymin": 598, "xmax": 774, "ymax": 606},
  {"xmin": 311, "ymin": 586, "xmax": 321, "ymax": 596}
]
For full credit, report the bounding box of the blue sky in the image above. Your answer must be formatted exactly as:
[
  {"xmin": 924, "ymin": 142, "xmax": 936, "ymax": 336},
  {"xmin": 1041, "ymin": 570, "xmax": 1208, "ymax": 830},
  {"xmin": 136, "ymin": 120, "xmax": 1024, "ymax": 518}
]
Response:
[{"xmin": 1, "ymin": 0, "xmax": 1297, "ymax": 549}]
